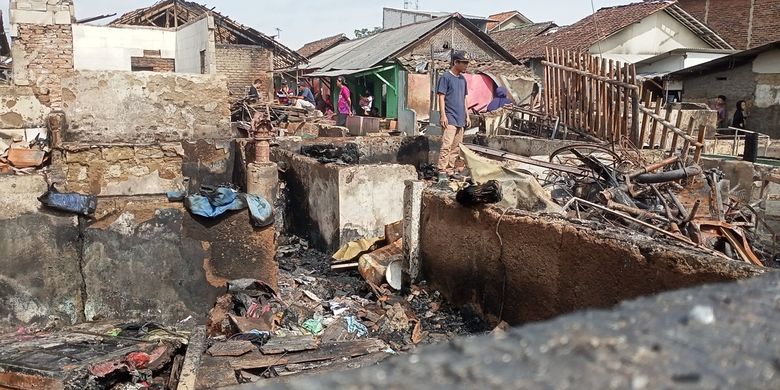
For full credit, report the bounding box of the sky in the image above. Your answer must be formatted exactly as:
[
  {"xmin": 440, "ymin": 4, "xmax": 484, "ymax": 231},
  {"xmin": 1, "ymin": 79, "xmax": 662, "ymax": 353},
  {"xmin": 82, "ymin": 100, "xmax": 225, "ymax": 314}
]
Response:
[{"xmin": 2, "ymin": 0, "xmax": 628, "ymax": 50}]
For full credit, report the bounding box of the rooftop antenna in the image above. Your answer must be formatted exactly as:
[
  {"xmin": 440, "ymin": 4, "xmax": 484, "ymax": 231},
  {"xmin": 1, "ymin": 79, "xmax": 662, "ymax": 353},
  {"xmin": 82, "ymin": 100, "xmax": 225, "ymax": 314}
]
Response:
[
  {"xmin": 403, "ymin": 0, "xmax": 419, "ymax": 10},
  {"xmin": 274, "ymin": 27, "xmax": 282, "ymax": 40}
]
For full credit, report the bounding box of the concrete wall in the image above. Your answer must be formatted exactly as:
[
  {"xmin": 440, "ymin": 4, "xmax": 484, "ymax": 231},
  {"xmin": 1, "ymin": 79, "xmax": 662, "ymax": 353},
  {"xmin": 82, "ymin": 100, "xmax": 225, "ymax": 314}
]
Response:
[
  {"xmin": 420, "ymin": 190, "xmax": 765, "ymax": 326},
  {"xmin": 274, "ymin": 147, "xmax": 418, "ymax": 253},
  {"xmin": 60, "ymin": 70, "xmax": 231, "ymax": 143},
  {"xmin": 382, "ymin": 8, "xmax": 432, "ymax": 29},
  {"xmin": 0, "ymin": 174, "xmax": 82, "ymax": 327},
  {"xmin": 72, "ymin": 24, "xmax": 177, "ymax": 71},
  {"xmin": 680, "ymin": 50, "xmax": 780, "ymax": 138},
  {"xmin": 0, "ymin": 85, "xmax": 48, "ymax": 128},
  {"xmin": 215, "ymin": 44, "xmax": 274, "ymax": 99},
  {"xmin": 594, "ymin": 12, "xmax": 712, "ymax": 60},
  {"xmin": 175, "ymin": 16, "xmax": 216, "ymax": 74}
]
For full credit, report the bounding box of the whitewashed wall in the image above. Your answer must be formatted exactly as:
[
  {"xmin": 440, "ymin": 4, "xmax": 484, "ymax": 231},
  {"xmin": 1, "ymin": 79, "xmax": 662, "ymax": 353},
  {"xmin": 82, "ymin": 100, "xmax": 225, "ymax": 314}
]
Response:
[{"xmin": 72, "ymin": 25, "xmax": 177, "ymax": 71}]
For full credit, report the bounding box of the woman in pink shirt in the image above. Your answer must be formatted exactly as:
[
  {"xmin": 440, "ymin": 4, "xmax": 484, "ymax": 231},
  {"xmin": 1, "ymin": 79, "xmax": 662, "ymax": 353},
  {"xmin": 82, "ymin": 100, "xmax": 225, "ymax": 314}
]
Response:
[{"xmin": 335, "ymin": 76, "xmax": 352, "ymax": 126}]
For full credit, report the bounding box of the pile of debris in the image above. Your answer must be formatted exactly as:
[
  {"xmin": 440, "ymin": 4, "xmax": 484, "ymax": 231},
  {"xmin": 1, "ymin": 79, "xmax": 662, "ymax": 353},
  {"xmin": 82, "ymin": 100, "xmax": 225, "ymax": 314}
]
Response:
[
  {"xmin": 464, "ymin": 143, "xmax": 775, "ymax": 266},
  {"xmin": 0, "ymin": 128, "xmax": 50, "ymax": 174},
  {"xmin": 197, "ymin": 235, "xmax": 485, "ymax": 387},
  {"xmin": 0, "ymin": 322, "xmax": 189, "ymax": 389}
]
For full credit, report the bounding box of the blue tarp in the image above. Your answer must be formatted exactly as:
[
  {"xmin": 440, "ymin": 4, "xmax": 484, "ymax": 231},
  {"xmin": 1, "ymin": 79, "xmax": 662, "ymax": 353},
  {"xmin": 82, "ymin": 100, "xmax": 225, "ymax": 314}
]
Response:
[{"xmin": 183, "ymin": 187, "xmax": 273, "ymax": 227}]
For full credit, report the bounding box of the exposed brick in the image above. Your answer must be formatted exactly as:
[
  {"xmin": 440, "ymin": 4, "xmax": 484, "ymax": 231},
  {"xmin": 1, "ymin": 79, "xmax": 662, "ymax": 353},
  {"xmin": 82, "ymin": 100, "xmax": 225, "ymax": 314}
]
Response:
[
  {"xmin": 131, "ymin": 56, "xmax": 175, "ymax": 72},
  {"xmin": 215, "ymin": 44, "xmax": 273, "ymax": 100},
  {"xmin": 677, "ymin": 0, "xmax": 780, "ymax": 50},
  {"xmin": 14, "ymin": 23, "xmax": 74, "ymax": 108}
]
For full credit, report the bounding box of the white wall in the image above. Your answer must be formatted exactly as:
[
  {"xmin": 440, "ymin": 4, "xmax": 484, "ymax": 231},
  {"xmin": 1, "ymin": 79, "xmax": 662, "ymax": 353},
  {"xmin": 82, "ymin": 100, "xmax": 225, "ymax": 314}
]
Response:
[
  {"xmin": 753, "ymin": 49, "xmax": 780, "ymax": 74},
  {"xmin": 637, "ymin": 52, "xmax": 730, "ymax": 74},
  {"xmin": 592, "ymin": 12, "xmax": 711, "ymax": 58},
  {"xmin": 73, "ymin": 25, "xmax": 177, "ymax": 71},
  {"xmin": 175, "ymin": 16, "xmax": 214, "ymax": 74},
  {"xmin": 383, "ymin": 8, "xmax": 432, "ymax": 29}
]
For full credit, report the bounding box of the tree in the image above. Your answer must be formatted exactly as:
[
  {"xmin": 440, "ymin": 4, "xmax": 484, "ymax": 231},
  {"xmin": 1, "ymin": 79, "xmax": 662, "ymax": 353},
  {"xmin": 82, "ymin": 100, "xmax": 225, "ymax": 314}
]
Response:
[{"xmin": 354, "ymin": 27, "xmax": 383, "ymax": 38}]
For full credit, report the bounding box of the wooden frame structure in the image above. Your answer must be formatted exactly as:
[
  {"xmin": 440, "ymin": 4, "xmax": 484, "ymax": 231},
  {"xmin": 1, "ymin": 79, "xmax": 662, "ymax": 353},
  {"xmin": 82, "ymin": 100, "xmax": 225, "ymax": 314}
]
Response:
[{"xmin": 543, "ymin": 48, "xmax": 705, "ymax": 163}]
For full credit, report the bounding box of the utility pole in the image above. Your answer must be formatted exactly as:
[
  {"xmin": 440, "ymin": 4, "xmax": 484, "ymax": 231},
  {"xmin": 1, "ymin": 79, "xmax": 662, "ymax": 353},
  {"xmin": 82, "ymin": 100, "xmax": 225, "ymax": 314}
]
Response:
[{"xmin": 274, "ymin": 27, "xmax": 282, "ymax": 40}]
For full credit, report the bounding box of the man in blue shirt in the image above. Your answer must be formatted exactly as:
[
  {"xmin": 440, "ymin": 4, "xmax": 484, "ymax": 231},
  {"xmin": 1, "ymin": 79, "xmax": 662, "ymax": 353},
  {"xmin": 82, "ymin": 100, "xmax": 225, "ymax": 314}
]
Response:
[
  {"xmin": 436, "ymin": 51, "xmax": 471, "ymax": 177},
  {"xmin": 298, "ymin": 84, "xmax": 316, "ymax": 106}
]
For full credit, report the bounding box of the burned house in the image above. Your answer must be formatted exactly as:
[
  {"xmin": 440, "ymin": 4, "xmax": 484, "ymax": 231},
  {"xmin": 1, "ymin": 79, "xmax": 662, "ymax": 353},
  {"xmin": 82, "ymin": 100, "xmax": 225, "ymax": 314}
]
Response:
[
  {"xmin": 0, "ymin": 0, "xmax": 779, "ymax": 389},
  {"xmin": 108, "ymin": 0, "xmax": 305, "ymax": 98}
]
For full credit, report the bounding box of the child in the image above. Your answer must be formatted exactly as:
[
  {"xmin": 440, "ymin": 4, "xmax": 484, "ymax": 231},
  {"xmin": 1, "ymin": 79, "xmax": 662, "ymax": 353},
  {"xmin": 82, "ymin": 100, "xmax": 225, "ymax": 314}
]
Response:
[{"xmin": 359, "ymin": 90, "xmax": 374, "ymax": 116}]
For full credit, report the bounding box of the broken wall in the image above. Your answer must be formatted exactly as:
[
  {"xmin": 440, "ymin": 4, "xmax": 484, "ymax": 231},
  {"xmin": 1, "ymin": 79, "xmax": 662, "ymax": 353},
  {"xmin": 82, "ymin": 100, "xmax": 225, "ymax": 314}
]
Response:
[
  {"xmin": 420, "ymin": 191, "xmax": 764, "ymax": 326},
  {"xmin": 60, "ymin": 70, "xmax": 231, "ymax": 143},
  {"xmin": 175, "ymin": 16, "xmax": 217, "ymax": 74},
  {"xmin": 0, "ymin": 85, "xmax": 48, "ymax": 129},
  {"xmin": 72, "ymin": 24, "xmax": 177, "ymax": 71},
  {"xmin": 215, "ymin": 44, "xmax": 273, "ymax": 98}
]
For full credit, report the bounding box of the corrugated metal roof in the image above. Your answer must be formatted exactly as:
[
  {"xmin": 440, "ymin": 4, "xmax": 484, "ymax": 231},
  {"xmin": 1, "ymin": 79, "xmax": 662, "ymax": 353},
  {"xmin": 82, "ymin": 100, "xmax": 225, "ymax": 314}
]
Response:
[{"xmin": 304, "ymin": 17, "xmax": 448, "ymax": 72}]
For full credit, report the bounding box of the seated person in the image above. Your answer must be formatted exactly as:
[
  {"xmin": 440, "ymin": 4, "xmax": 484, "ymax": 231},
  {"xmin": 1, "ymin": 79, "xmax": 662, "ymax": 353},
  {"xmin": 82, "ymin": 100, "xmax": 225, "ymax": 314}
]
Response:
[
  {"xmin": 359, "ymin": 90, "xmax": 374, "ymax": 116},
  {"xmin": 248, "ymin": 79, "xmax": 261, "ymax": 100},
  {"xmin": 487, "ymin": 87, "xmax": 513, "ymax": 112},
  {"xmin": 276, "ymin": 81, "xmax": 293, "ymax": 105}
]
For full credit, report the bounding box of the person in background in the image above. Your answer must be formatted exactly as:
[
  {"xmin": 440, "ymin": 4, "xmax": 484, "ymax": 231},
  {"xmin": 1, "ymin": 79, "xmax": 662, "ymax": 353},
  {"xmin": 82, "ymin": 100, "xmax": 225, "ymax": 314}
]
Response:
[
  {"xmin": 276, "ymin": 81, "xmax": 292, "ymax": 105},
  {"xmin": 335, "ymin": 76, "xmax": 352, "ymax": 126},
  {"xmin": 486, "ymin": 86, "xmax": 512, "ymax": 112},
  {"xmin": 359, "ymin": 90, "xmax": 374, "ymax": 116},
  {"xmin": 297, "ymin": 83, "xmax": 316, "ymax": 106},
  {"xmin": 436, "ymin": 50, "xmax": 470, "ymax": 179},
  {"xmin": 714, "ymin": 95, "xmax": 727, "ymax": 128},
  {"xmin": 248, "ymin": 79, "xmax": 262, "ymax": 100},
  {"xmin": 732, "ymin": 100, "xmax": 748, "ymax": 129}
]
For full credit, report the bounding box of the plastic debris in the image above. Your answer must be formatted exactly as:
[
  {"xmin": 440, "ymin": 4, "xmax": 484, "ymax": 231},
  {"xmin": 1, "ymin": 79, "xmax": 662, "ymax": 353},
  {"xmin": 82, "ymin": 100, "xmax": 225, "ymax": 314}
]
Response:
[
  {"xmin": 302, "ymin": 318, "xmax": 324, "ymax": 335},
  {"xmin": 38, "ymin": 185, "xmax": 97, "ymax": 216},
  {"xmin": 184, "ymin": 185, "xmax": 273, "ymax": 227},
  {"xmin": 346, "ymin": 316, "xmax": 368, "ymax": 337}
]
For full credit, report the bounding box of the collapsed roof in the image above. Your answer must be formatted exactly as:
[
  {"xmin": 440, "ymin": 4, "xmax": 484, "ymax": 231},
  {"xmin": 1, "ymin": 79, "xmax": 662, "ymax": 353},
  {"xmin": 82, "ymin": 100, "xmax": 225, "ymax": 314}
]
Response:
[{"xmin": 110, "ymin": 0, "xmax": 305, "ymax": 68}]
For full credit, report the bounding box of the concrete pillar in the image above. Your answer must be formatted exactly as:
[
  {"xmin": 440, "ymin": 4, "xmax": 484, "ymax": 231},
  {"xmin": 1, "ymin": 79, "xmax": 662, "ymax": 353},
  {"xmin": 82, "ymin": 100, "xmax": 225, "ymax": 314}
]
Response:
[
  {"xmin": 403, "ymin": 180, "xmax": 424, "ymax": 285},
  {"xmin": 247, "ymin": 162, "xmax": 279, "ymax": 202}
]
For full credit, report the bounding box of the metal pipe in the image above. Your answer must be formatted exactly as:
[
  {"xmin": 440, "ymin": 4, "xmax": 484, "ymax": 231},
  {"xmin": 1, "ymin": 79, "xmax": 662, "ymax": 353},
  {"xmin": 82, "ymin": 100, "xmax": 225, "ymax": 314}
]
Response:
[
  {"xmin": 627, "ymin": 155, "xmax": 680, "ymax": 178},
  {"xmin": 606, "ymin": 200, "xmax": 669, "ymax": 223},
  {"xmin": 634, "ymin": 165, "xmax": 702, "ymax": 184},
  {"xmin": 685, "ymin": 200, "xmax": 702, "ymax": 224}
]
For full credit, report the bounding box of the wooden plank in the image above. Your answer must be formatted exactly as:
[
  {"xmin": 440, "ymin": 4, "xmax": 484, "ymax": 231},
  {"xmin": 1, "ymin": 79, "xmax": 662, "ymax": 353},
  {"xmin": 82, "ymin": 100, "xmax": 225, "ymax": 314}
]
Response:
[
  {"xmin": 260, "ymin": 336, "xmax": 320, "ymax": 355},
  {"xmin": 544, "ymin": 47, "xmax": 550, "ymax": 114},
  {"xmin": 648, "ymin": 97, "xmax": 663, "ymax": 149},
  {"xmin": 258, "ymin": 352, "xmax": 392, "ymax": 385},
  {"xmin": 639, "ymin": 91, "xmax": 651, "ymax": 148},
  {"xmin": 177, "ymin": 326, "xmax": 207, "ymax": 390},
  {"xmin": 670, "ymin": 109, "xmax": 685, "ymax": 156},
  {"xmin": 630, "ymin": 64, "xmax": 640, "ymax": 147},
  {"xmin": 230, "ymin": 339, "xmax": 386, "ymax": 370},
  {"xmin": 207, "ymin": 341, "xmax": 256, "ymax": 357},
  {"xmin": 607, "ymin": 59, "xmax": 616, "ymax": 142},
  {"xmin": 694, "ymin": 124, "xmax": 706, "ymax": 163},
  {"xmin": 659, "ymin": 102, "xmax": 673, "ymax": 151},
  {"xmin": 621, "ymin": 63, "xmax": 629, "ymax": 142},
  {"xmin": 601, "ymin": 57, "xmax": 609, "ymax": 141}
]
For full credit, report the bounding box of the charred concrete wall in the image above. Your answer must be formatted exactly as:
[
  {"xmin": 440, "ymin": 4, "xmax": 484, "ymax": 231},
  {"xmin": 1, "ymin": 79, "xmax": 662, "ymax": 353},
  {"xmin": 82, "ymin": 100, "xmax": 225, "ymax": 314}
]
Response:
[
  {"xmin": 274, "ymin": 136, "xmax": 441, "ymax": 167},
  {"xmin": 0, "ymin": 175, "xmax": 277, "ymax": 330},
  {"xmin": 60, "ymin": 71, "xmax": 231, "ymax": 143},
  {"xmin": 420, "ymin": 190, "xmax": 765, "ymax": 326}
]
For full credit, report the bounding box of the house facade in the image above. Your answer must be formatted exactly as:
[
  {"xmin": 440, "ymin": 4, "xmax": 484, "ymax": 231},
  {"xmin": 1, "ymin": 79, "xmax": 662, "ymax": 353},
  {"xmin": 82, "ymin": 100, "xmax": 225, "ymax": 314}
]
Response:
[
  {"xmin": 303, "ymin": 15, "xmax": 521, "ymax": 133},
  {"xmin": 666, "ymin": 41, "xmax": 780, "ymax": 137},
  {"xmin": 486, "ymin": 11, "xmax": 533, "ymax": 33}
]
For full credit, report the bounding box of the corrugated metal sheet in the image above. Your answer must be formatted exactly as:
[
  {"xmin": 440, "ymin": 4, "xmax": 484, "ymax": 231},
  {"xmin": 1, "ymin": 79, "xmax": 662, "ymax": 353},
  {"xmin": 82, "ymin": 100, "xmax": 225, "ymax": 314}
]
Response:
[{"xmin": 304, "ymin": 17, "xmax": 447, "ymax": 72}]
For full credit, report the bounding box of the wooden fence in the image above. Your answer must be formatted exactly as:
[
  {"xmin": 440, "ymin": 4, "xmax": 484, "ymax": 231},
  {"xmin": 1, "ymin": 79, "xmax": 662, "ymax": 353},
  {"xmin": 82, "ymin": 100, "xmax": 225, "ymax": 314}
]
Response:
[{"xmin": 542, "ymin": 48, "xmax": 705, "ymax": 162}]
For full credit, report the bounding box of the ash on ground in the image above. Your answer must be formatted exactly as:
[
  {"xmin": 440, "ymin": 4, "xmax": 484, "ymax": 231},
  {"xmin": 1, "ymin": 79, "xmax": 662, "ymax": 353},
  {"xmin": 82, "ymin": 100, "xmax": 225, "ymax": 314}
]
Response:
[{"xmin": 276, "ymin": 236, "xmax": 489, "ymax": 351}]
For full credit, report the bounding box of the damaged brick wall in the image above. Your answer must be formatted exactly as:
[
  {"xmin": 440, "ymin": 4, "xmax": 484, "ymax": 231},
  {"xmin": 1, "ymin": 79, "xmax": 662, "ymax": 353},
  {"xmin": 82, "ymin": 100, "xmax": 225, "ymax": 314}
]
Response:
[
  {"xmin": 11, "ymin": 24, "xmax": 74, "ymax": 108},
  {"xmin": 130, "ymin": 56, "xmax": 176, "ymax": 72},
  {"xmin": 215, "ymin": 44, "xmax": 273, "ymax": 99}
]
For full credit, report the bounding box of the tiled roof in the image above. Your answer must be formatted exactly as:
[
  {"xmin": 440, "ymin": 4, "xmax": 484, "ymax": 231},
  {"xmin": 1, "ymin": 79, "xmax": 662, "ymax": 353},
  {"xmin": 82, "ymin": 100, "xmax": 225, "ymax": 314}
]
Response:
[
  {"xmin": 490, "ymin": 22, "xmax": 558, "ymax": 58},
  {"xmin": 513, "ymin": 1, "xmax": 677, "ymax": 60},
  {"xmin": 297, "ymin": 34, "xmax": 349, "ymax": 59},
  {"xmin": 486, "ymin": 11, "xmax": 528, "ymax": 31}
]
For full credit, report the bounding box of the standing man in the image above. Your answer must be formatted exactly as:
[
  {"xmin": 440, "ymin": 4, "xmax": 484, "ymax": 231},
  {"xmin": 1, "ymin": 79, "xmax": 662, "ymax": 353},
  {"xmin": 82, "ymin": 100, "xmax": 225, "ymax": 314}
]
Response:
[
  {"xmin": 335, "ymin": 76, "xmax": 352, "ymax": 126},
  {"xmin": 436, "ymin": 51, "xmax": 471, "ymax": 178},
  {"xmin": 714, "ymin": 95, "xmax": 728, "ymax": 128}
]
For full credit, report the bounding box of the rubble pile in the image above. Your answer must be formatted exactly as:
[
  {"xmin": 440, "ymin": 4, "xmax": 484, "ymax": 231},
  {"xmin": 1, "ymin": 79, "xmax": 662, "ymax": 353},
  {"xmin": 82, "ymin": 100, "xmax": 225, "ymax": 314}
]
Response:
[
  {"xmin": 197, "ymin": 236, "xmax": 486, "ymax": 387},
  {"xmin": 0, "ymin": 128, "xmax": 50, "ymax": 174},
  {"xmin": 465, "ymin": 143, "xmax": 775, "ymax": 266}
]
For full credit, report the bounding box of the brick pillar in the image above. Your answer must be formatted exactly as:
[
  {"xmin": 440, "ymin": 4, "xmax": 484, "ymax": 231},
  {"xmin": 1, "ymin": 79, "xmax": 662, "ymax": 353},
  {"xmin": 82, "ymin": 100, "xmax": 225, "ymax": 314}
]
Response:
[{"xmin": 10, "ymin": 0, "xmax": 75, "ymax": 109}]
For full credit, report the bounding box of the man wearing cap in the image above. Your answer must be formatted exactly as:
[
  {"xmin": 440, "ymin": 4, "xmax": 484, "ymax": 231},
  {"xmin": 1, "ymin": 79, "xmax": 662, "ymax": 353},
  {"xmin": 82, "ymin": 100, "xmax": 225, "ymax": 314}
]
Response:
[{"xmin": 436, "ymin": 50, "xmax": 471, "ymax": 178}]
